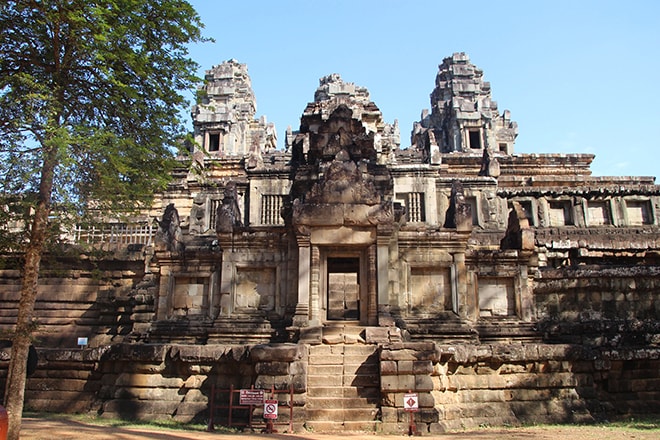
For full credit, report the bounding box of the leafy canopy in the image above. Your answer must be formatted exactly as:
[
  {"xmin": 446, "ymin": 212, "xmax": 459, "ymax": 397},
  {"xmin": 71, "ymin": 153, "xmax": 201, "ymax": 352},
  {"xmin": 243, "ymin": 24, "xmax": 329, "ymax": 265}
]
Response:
[{"xmin": 0, "ymin": 0, "xmax": 205, "ymax": 218}]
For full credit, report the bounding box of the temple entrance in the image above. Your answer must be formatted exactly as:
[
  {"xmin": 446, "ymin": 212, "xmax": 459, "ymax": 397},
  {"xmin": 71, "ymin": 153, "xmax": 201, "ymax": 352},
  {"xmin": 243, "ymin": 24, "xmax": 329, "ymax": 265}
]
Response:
[
  {"xmin": 327, "ymin": 257, "xmax": 360, "ymax": 320},
  {"xmin": 310, "ymin": 244, "xmax": 377, "ymax": 327}
]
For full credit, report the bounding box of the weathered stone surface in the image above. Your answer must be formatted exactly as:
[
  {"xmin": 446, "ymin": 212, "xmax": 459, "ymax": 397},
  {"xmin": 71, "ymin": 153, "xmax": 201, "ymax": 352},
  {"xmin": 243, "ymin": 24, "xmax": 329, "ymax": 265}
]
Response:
[
  {"xmin": 1, "ymin": 52, "xmax": 660, "ymax": 431},
  {"xmin": 250, "ymin": 343, "xmax": 304, "ymax": 362}
]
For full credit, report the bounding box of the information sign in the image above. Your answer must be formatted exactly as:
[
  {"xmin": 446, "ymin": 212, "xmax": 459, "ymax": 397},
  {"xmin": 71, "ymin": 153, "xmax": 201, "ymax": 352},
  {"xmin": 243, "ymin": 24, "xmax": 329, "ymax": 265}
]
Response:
[{"xmin": 239, "ymin": 389, "xmax": 264, "ymax": 406}]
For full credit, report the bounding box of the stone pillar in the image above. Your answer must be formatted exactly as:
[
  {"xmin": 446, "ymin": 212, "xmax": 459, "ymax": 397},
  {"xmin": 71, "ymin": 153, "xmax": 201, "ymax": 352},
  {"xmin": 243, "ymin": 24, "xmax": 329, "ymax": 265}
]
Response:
[
  {"xmin": 453, "ymin": 252, "xmax": 473, "ymax": 320},
  {"xmin": 518, "ymin": 265, "xmax": 533, "ymax": 321},
  {"xmin": 293, "ymin": 235, "xmax": 310, "ymax": 327},
  {"xmin": 368, "ymin": 244, "xmax": 378, "ymax": 325},
  {"xmin": 377, "ymin": 233, "xmax": 392, "ymax": 325},
  {"xmin": 310, "ymin": 245, "xmax": 321, "ymax": 326},
  {"xmin": 156, "ymin": 266, "xmax": 172, "ymax": 320},
  {"xmin": 219, "ymin": 256, "xmax": 234, "ymax": 317}
]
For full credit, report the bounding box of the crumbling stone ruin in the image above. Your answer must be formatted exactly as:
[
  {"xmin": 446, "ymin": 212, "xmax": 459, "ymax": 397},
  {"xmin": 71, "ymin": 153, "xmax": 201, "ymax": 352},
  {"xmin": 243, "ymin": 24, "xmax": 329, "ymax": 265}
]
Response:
[{"xmin": 0, "ymin": 53, "xmax": 658, "ymax": 433}]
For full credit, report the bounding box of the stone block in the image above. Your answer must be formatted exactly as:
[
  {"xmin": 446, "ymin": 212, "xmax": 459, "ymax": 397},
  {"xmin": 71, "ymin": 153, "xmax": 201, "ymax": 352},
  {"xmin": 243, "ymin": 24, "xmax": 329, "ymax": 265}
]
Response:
[
  {"xmin": 365, "ymin": 327, "xmax": 390, "ymax": 343},
  {"xmin": 172, "ymin": 402, "xmax": 208, "ymax": 422},
  {"xmin": 254, "ymin": 374, "xmax": 293, "ymax": 391},
  {"xmin": 413, "ymin": 360, "xmax": 433, "ymax": 375},
  {"xmin": 415, "ymin": 375, "xmax": 434, "ymax": 392},
  {"xmin": 381, "ymin": 406, "xmax": 398, "ymax": 422},
  {"xmin": 182, "ymin": 388, "xmax": 207, "ymax": 403},
  {"xmin": 113, "ymin": 386, "xmax": 182, "ymax": 401},
  {"xmin": 255, "ymin": 361, "xmax": 290, "ymax": 375},
  {"xmin": 381, "ymin": 374, "xmax": 414, "ymax": 392},
  {"xmin": 398, "ymin": 360, "xmax": 413, "ymax": 374},
  {"xmin": 381, "ymin": 360, "xmax": 397, "ymax": 375},
  {"xmin": 115, "ymin": 373, "xmax": 184, "ymax": 388},
  {"xmin": 291, "ymin": 372, "xmax": 307, "ymax": 393},
  {"xmin": 250, "ymin": 343, "xmax": 304, "ymax": 362}
]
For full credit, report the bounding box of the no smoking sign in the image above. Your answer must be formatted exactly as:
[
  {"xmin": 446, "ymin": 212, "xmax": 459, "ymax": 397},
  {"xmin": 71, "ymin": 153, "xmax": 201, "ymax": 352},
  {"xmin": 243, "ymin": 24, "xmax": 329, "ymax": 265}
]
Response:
[{"xmin": 264, "ymin": 399, "xmax": 278, "ymax": 419}]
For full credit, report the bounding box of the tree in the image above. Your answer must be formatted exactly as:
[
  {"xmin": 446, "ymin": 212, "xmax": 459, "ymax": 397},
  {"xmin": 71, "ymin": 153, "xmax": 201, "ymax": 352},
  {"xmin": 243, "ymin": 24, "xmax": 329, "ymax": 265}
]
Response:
[{"xmin": 0, "ymin": 1, "xmax": 206, "ymax": 437}]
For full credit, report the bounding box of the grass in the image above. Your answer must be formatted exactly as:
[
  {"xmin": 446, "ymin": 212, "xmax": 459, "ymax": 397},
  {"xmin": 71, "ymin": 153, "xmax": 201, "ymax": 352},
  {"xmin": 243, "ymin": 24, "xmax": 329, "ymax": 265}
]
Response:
[
  {"xmin": 22, "ymin": 411, "xmax": 237, "ymax": 434},
  {"xmin": 23, "ymin": 412, "xmax": 660, "ymax": 436}
]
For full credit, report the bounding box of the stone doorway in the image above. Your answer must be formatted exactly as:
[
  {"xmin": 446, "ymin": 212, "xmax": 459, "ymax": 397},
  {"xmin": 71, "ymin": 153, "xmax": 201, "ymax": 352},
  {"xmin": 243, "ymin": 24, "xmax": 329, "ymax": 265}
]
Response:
[
  {"xmin": 327, "ymin": 257, "xmax": 360, "ymax": 320},
  {"xmin": 321, "ymin": 248, "xmax": 373, "ymax": 325}
]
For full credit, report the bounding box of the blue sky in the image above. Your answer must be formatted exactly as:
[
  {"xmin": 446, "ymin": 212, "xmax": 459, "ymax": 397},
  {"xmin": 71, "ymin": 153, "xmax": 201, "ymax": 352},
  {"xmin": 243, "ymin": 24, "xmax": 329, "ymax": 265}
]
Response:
[{"xmin": 187, "ymin": 0, "xmax": 660, "ymax": 179}]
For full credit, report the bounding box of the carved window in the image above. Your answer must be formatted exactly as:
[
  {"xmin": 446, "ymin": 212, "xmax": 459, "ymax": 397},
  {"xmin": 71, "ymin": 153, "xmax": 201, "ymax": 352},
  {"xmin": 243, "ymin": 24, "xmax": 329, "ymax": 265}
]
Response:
[
  {"xmin": 548, "ymin": 200, "xmax": 573, "ymax": 226},
  {"xmin": 626, "ymin": 200, "xmax": 653, "ymax": 225},
  {"xmin": 261, "ymin": 195, "xmax": 284, "ymax": 225},
  {"xmin": 406, "ymin": 192, "xmax": 425, "ymax": 223},
  {"xmin": 587, "ymin": 200, "xmax": 611, "ymax": 226},
  {"xmin": 209, "ymin": 198, "xmax": 221, "ymax": 230},
  {"xmin": 396, "ymin": 192, "xmax": 426, "ymax": 223}
]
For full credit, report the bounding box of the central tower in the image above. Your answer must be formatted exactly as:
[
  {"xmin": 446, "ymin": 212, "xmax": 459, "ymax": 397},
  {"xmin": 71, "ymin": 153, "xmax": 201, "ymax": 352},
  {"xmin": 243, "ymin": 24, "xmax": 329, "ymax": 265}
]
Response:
[{"xmin": 284, "ymin": 74, "xmax": 401, "ymax": 329}]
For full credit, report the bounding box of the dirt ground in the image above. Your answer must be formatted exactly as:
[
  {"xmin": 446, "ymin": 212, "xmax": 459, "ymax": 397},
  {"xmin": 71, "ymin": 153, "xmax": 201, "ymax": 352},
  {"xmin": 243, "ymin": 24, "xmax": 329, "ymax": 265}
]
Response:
[{"xmin": 17, "ymin": 416, "xmax": 660, "ymax": 440}]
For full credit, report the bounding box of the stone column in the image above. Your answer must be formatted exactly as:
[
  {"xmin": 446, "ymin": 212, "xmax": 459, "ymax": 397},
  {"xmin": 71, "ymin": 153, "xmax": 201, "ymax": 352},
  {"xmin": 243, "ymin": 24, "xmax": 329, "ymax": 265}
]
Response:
[
  {"xmin": 219, "ymin": 256, "xmax": 234, "ymax": 317},
  {"xmin": 293, "ymin": 234, "xmax": 310, "ymax": 327},
  {"xmin": 309, "ymin": 245, "xmax": 321, "ymax": 326},
  {"xmin": 453, "ymin": 252, "xmax": 472, "ymax": 320},
  {"xmin": 377, "ymin": 233, "xmax": 392, "ymax": 325},
  {"xmin": 368, "ymin": 244, "xmax": 378, "ymax": 325},
  {"xmin": 156, "ymin": 266, "xmax": 172, "ymax": 320}
]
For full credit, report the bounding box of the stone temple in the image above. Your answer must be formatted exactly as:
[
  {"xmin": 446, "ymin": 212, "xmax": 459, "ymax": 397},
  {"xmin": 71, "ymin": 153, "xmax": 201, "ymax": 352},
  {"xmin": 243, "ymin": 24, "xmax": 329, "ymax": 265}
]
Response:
[{"xmin": 0, "ymin": 53, "xmax": 659, "ymax": 432}]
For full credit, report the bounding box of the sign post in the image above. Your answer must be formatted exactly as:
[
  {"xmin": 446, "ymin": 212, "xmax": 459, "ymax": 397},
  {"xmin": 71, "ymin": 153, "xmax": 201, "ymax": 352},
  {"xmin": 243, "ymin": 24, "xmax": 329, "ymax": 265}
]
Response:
[
  {"xmin": 403, "ymin": 392, "xmax": 419, "ymax": 436},
  {"xmin": 263, "ymin": 399, "xmax": 278, "ymax": 433}
]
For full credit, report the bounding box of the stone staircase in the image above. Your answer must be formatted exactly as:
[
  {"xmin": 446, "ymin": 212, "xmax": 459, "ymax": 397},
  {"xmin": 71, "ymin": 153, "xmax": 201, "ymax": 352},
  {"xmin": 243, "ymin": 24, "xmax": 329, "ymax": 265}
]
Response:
[{"xmin": 305, "ymin": 343, "xmax": 381, "ymax": 432}]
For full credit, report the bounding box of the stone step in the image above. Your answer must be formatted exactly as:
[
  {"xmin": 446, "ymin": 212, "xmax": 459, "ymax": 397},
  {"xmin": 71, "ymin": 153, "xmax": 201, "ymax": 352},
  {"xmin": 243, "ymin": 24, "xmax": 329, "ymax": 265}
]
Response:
[
  {"xmin": 303, "ymin": 420, "xmax": 381, "ymax": 433},
  {"xmin": 343, "ymin": 421, "xmax": 381, "ymax": 432},
  {"xmin": 343, "ymin": 374, "xmax": 380, "ymax": 387},
  {"xmin": 305, "ymin": 408, "xmax": 379, "ymax": 422},
  {"xmin": 342, "ymin": 344, "xmax": 379, "ymax": 356},
  {"xmin": 302, "ymin": 421, "xmax": 343, "ymax": 432},
  {"xmin": 307, "ymin": 374, "xmax": 343, "ymax": 387},
  {"xmin": 306, "ymin": 396, "xmax": 380, "ymax": 410},
  {"xmin": 343, "ymin": 362, "xmax": 379, "ymax": 375},
  {"xmin": 308, "ymin": 364, "xmax": 344, "ymax": 375},
  {"xmin": 307, "ymin": 386, "xmax": 380, "ymax": 399},
  {"xmin": 307, "ymin": 371, "xmax": 379, "ymax": 386}
]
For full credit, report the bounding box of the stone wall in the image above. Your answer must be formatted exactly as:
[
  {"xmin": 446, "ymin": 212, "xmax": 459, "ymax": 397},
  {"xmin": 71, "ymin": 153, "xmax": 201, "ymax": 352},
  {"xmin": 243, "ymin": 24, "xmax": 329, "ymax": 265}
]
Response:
[
  {"xmin": 2, "ymin": 341, "xmax": 657, "ymax": 433},
  {"xmin": 0, "ymin": 343, "xmax": 306, "ymax": 427},
  {"xmin": 380, "ymin": 342, "xmax": 660, "ymax": 434}
]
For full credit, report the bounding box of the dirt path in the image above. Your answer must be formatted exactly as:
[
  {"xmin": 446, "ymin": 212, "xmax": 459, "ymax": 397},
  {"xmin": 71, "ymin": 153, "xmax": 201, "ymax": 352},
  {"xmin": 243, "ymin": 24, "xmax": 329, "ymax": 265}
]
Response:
[{"xmin": 18, "ymin": 417, "xmax": 659, "ymax": 440}]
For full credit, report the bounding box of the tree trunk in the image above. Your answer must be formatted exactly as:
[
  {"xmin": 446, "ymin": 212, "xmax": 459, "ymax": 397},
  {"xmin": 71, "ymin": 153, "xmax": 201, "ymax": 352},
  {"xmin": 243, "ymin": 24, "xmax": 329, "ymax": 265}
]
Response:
[{"xmin": 4, "ymin": 146, "xmax": 57, "ymax": 440}]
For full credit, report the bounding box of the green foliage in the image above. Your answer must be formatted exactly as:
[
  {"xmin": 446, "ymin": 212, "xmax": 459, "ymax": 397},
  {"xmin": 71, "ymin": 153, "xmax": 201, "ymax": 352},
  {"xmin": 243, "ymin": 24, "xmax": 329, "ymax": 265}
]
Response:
[{"xmin": 0, "ymin": 0, "xmax": 207, "ymax": 233}]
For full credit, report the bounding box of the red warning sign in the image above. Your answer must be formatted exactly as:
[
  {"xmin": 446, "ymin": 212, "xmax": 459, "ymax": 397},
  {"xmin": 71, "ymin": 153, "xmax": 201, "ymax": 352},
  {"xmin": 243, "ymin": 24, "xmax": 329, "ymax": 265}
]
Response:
[
  {"xmin": 403, "ymin": 393, "xmax": 419, "ymax": 412},
  {"xmin": 264, "ymin": 399, "xmax": 278, "ymax": 419}
]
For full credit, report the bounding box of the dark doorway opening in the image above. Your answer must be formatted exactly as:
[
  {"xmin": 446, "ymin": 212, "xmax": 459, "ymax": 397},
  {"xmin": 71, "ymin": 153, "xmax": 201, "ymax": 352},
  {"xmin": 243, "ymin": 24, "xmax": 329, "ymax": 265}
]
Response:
[
  {"xmin": 468, "ymin": 130, "xmax": 481, "ymax": 149},
  {"xmin": 327, "ymin": 257, "xmax": 360, "ymax": 320}
]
